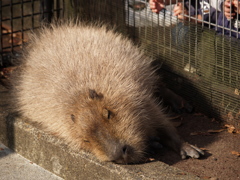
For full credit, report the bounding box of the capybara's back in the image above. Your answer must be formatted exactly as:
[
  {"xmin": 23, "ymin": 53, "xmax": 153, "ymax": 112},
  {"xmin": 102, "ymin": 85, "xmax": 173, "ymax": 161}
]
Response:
[{"xmin": 12, "ymin": 23, "xmax": 203, "ymax": 163}]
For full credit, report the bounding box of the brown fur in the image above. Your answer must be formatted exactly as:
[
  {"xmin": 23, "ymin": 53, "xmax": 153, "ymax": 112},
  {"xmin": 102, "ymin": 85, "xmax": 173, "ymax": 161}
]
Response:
[{"xmin": 11, "ymin": 22, "xmax": 203, "ymax": 163}]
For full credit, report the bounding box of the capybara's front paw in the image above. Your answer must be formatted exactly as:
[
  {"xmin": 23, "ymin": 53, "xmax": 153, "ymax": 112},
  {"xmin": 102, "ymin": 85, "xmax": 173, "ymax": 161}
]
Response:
[{"xmin": 180, "ymin": 143, "xmax": 204, "ymax": 159}]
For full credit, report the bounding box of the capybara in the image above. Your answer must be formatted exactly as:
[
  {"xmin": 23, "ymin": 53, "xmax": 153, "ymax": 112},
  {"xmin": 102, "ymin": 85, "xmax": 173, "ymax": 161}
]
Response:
[{"xmin": 12, "ymin": 22, "xmax": 204, "ymax": 164}]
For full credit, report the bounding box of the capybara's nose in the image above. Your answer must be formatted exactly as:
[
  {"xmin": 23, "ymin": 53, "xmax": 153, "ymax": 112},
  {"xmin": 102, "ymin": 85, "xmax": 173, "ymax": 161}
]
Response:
[
  {"xmin": 122, "ymin": 145, "xmax": 128, "ymax": 154},
  {"xmin": 111, "ymin": 145, "xmax": 132, "ymax": 164}
]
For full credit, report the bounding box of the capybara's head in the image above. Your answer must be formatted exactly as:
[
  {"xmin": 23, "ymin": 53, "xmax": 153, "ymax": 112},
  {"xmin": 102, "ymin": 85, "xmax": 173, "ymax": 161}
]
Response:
[{"xmin": 66, "ymin": 89, "xmax": 151, "ymax": 164}]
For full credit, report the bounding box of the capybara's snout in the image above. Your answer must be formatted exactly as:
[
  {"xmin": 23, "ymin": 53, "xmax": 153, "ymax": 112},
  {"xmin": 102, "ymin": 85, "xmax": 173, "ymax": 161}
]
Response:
[{"xmin": 107, "ymin": 144, "xmax": 134, "ymax": 164}]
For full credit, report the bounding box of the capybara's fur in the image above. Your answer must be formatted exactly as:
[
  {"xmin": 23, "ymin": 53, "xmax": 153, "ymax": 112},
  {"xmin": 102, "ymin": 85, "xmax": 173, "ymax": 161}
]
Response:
[{"xmin": 12, "ymin": 23, "xmax": 203, "ymax": 163}]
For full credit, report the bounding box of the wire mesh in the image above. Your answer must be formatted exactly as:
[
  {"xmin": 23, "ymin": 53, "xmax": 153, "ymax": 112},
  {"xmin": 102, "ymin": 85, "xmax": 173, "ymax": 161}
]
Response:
[
  {"xmin": 0, "ymin": 0, "xmax": 64, "ymax": 66},
  {"xmin": 69, "ymin": 0, "xmax": 240, "ymax": 127}
]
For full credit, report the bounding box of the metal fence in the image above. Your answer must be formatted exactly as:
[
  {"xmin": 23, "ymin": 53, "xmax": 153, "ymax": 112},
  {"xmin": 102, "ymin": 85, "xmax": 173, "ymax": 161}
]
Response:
[
  {"xmin": 0, "ymin": 0, "xmax": 64, "ymax": 66},
  {"xmin": 124, "ymin": 0, "xmax": 240, "ymax": 128},
  {"xmin": 1, "ymin": 0, "xmax": 240, "ymax": 127}
]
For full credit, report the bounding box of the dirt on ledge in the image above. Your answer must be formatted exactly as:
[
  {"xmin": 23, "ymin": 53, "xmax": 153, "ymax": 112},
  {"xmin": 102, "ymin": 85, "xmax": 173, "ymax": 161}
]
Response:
[{"xmin": 154, "ymin": 113, "xmax": 240, "ymax": 180}]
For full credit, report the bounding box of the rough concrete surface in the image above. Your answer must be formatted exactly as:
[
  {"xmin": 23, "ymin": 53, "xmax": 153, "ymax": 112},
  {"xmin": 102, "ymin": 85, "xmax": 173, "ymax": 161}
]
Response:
[
  {"xmin": 0, "ymin": 143, "xmax": 63, "ymax": 180},
  {"xmin": 0, "ymin": 85, "xmax": 201, "ymax": 180}
]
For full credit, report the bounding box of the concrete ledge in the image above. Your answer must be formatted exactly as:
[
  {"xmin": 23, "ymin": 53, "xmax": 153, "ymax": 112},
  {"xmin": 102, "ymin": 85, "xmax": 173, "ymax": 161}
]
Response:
[
  {"xmin": 0, "ymin": 86, "xmax": 201, "ymax": 180},
  {"xmin": 0, "ymin": 143, "xmax": 63, "ymax": 180}
]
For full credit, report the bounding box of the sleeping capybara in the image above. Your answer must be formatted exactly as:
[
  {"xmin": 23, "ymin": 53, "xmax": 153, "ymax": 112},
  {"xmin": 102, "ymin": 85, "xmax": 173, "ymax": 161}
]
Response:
[{"xmin": 11, "ymin": 22, "xmax": 203, "ymax": 164}]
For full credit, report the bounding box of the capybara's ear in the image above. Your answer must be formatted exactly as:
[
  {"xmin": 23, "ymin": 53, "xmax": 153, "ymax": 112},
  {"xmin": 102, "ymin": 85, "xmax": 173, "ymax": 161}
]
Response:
[{"xmin": 89, "ymin": 89, "xmax": 103, "ymax": 100}]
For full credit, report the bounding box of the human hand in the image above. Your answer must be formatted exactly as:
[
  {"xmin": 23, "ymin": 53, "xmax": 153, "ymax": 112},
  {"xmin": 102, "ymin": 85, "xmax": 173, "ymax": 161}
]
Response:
[
  {"xmin": 224, "ymin": 0, "xmax": 236, "ymax": 20},
  {"xmin": 233, "ymin": 0, "xmax": 240, "ymax": 14},
  {"xmin": 149, "ymin": 0, "xmax": 165, "ymax": 13},
  {"xmin": 173, "ymin": 2, "xmax": 189, "ymax": 20}
]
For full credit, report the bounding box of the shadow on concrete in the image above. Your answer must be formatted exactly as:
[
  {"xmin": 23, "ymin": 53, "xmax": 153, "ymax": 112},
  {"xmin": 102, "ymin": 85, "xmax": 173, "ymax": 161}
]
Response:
[
  {"xmin": 5, "ymin": 113, "xmax": 16, "ymax": 150},
  {"xmin": 0, "ymin": 86, "xmax": 15, "ymax": 157},
  {"xmin": 0, "ymin": 143, "xmax": 14, "ymax": 159}
]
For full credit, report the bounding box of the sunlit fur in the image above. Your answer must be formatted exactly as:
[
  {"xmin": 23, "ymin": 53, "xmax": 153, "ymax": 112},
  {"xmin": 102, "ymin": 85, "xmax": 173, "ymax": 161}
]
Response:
[{"xmin": 12, "ymin": 22, "xmax": 187, "ymax": 163}]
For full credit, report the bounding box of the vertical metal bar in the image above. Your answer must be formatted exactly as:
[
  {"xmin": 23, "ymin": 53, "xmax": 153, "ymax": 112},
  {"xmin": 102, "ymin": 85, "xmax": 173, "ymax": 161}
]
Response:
[
  {"xmin": 194, "ymin": 0, "xmax": 198, "ymax": 70},
  {"xmin": 156, "ymin": 1, "xmax": 160, "ymax": 61},
  {"xmin": 62, "ymin": 0, "xmax": 65, "ymax": 18},
  {"xmin": 188, "ymin": 0, "xmax": 191, "ymax": 23},
  {"xmin": 223, "ymin": 0, "xmax": 225, "ymax": 35},
  {"xmin": 133, "ymin": 0, "xmax": 136, "ymax": 31},
  {"xmin": 208, "ymin": 0, "xmax": 210, "ymax": 29},
  {"xmin": 222, "ymin": 37, "xmax": 225, "ymax": 82},
  {"xmin": 214, "ymin": 0, "xmax": 218, "ymax": 79},
  {"xmin": 187, "ymin": 0, "xmax": 191, "ymax": 68},
  {"xmin": 216, "ymin": 0, "xmax": 218, "ymax": 31},
  {"xmin": 32, "ymin": 0, "xmax": 34, "ymax": 29},
  {"xmin": 0, "ymin": 0, "xmax": 2, "ymax": 66},
  {"xmin": 201, "ymin": 0, "xmax": 204, "ymax": 27},
  {"xmin": 163, "ymin": 0, "xmax": 166, "ymax": 61},
  {"xmin": 229, "ymin": 38, "xmax": 232, "ymax": 85},
  {"xmin": 181, "ymin": 0, "xmax": 185, "ymax": 67},
  {"xmin": 169, "ymin": 0, "xmax": 172, "ymax": 64},
  {"xmin": 230, "ymin": 0, "xmax": 232, "ymax": 37},
  {"xmin": 144, "ymin": 1, "xmax": 148, "ymax": 48},
  {"xmin": 150, "ymin": 1, "xmax": 154, "ymax": 58},
  {"xmin": 56, "ymin": 0, "xmax": 60, "ymax": 19},
  {"xmin": 237, "ymin": 0, "xmax": 239, "ymax": 38},
  {"xmin": 10, "ymin": 0, "xmax": 13, "ymax": 55},
  {"xmin": 41, "ymin": 0, "xmax": 53, "ymax": 23},
  {"xmin": 21, "ymin": 0, "xmax": 24, "ymax": 52}
]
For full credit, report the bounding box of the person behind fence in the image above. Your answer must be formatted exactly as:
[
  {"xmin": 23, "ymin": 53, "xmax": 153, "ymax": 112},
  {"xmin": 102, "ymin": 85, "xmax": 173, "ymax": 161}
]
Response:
[
  {"xmin": 171, "ymin": 0, "xmax": 240, "ymax": 38},
  {"xmin": 126, "ymin": 0, "xmax": 178, "ymax": 27},
  {"xmin": 149, "ymin": 0, "xmax": 199, "ymax": 50},
  {"xmin": 172, "ymin": 0, "xmax": 240, "ymax": 39},
  {"xmin": 150, "ymin": 0, "xmax": 225, "ymax": 75},
  {"xmin": 151, "ymin": 0, "xmax": 240, "ymax": 39},
  {"xmin": 217, "ymin": 0, "xmax": 240, "ymax": 38},
  {"xmin": 150, "ymin": 0, "xmax": 225, "ymax": 25}
]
